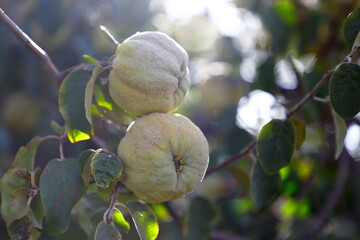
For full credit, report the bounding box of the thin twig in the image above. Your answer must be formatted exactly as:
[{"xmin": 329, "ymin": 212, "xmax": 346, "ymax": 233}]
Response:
[
  {"xmin": 104, "ymin": 181, "xmax": 121, "ymax": 224},
  {"xmin": 206, "ymin": 140, "xmax": 257, "ymax": 176},
  {"xmin": 0, "ymin": 8, "xmax": 61, "ymax": 86},
  {"xmin": 100, "ymin": 25, "xmax": 120, "ymax": 46},
  {"xmin": 286, "ymin": 70, "xmax": 334, "ymax": 119}
]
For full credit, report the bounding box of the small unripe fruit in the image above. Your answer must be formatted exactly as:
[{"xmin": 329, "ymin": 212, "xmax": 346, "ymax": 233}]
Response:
[
  {"xmin": 109, "ymin": 31, "xmax": 190, "ymax": 116},
  {"xmin": 118, "ymin": 113, "xmax": 209, "ymax": 203}
]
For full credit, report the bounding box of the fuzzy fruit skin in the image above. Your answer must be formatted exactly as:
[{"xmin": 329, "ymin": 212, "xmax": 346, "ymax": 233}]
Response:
[
  {"xmin": 118, "ymin": 113, "xmax": 209, "ymax": 203},
  {"xmin": 109, "ymin": 31, "xmax": 190, "ymax": 116}
]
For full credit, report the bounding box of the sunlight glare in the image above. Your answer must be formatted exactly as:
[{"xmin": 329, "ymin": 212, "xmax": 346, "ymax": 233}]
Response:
[
  {"xmin": 236, "ymin": 90, "xmax": 287, "ymax": 136},
  {"xmin": 345, "ymin": 124, "xmax": 360, "ymax": 159}
]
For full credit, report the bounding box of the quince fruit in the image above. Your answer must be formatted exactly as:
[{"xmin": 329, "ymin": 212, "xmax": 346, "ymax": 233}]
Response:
[
  {"xmin": 118, "ymin": 113, "xmax": 209, "ymax": 203},
  {"xmin": 109, "ymin": 31, "xmax": 190, "ymax": 115}
]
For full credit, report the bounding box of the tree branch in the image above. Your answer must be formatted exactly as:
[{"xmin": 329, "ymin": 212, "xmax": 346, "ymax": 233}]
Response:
[
  {"xmin": 206, "ymin": 140, "xmax": 257, "ymax": 175},
  {"xmin": 206, "ymin": 69, "xmax": 334, "ymax": 176},
  {"xmin": 286, "ymin": 70, "xmax": 334, "ymax": 119},
  {"xmin": 0, "ymin": 8, "xmax": 61, "ymax": 86}
]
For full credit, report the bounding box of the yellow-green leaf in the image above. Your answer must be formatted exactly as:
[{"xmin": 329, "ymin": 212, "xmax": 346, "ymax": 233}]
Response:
[
  {"xmin": 85, "ymin": 66, "xmax": 105, "ymax": 125},
  {"xmin": 125, "ymin": 201, "xmax": 159, "ymax": 240}
]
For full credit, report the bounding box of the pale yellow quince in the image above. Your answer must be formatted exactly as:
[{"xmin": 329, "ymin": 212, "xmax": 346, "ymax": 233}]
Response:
[
  {"xmin": 118, "ymin": 113, "xmax": 209, "ymax": 203},
  {"xmin": 109, "ymin": 31, "xmax": 190, "ymax": 116}
]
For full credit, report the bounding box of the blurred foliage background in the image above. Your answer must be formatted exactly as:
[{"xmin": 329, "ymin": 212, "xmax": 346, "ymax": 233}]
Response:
[{"xmin": 1, "ymin": 0, "xmax": 360, "ymax": 239}]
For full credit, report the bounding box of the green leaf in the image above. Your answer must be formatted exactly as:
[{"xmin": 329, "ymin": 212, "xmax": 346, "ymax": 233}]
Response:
[
  {"xmin": 89, "ymin": 207, "xmax": 107, "ymax": 234},
  {"xmin": 58, "ymin": 68, "xmax": 94, "ymax": 143},
  {"xmin": 85, "ymin": 66, "xmax": 105, "ymax": 126},
  {"xmin": 257, "ymin": 119, "xmax": 296, "ymax": 174},
  {"xmin": 83, "ymin": 55, "xmax": 100, "ymax": 65},
  {"xmin": 344, "ymin": 7, "xmax": 360, "ymax": 50},
  {"xmin": 251, "ymin": 161, "xmax": 281, "ymax": 210},
  {"xmin": 78, "ymin": 149, "xmax": 96, "ymax": 186},
  {"xmin": 90, "ymin": 207, "xmax": 131, "ymax": 235},
  {"xmin": 331, "ymin": 108, "xmax": 347, "ymax": 159},
  {"xmin": 39, "ymin": 158, "xmax": 86, "ymax": 236},
  {"xmin": 10, "ymin": 188, "xmax": 28, "ymax": 220},
  {"xmin": 12, "ymin": 136, "xmax": 42, "ymax": 171},
  {"xmin": 290, "ymin": 119, "xmax": 306, "ymax": 150},
  {"xmin": 125, "ymin": 201, "xmax": 159, "ymax": 240},
  {"xmin": 185, "ymin": 197, "xmax": 216, "ymax": 240},
  {"xmin": 94, "ymin": 221, "xmax": 122, "ymax": 240},
  {"xmin": 75, "ymin": 193, "xmax": 107, "ymax": 239},
  {"xmin": 274, "ymin": 0, "xmax": 297, "ymax": 25},
  {"xmin": 114, "ymin": 208, "xmax": 130, "ymax": 234},
  {"xmin": 28, "ymin": 194, "xmax": 45, "ymax": 230},
  {"xmin": 0, "ymin": 167, "xmax": 30, "ymax": 226},
  {"xmin": 90, "ymin": 153, "xmax": 123, "ymax": 188},
  {"xmin": 97, "ymin": 181, "xmax": 116, "ymax": 200},
  {"xmin": 329, "ymin": 62, "xmax": 360, "ymax": 119}
]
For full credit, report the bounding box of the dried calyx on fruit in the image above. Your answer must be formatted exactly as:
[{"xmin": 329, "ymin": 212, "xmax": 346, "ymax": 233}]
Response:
[
  {"xmin": 109, "ymin": 31, "xmax": 190, "ymax": 116},
  {"xmin": 118, "ymin": 113, "xmax": 209, "ymax": 203}
]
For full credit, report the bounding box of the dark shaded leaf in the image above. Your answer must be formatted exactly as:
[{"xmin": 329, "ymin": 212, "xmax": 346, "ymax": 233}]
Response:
[
  {"xmin": 185, "ymin": 197, "xmax": 216, "ymax": 240},
  {"xmin": 257, "ymin": 119, "xmax": 296, "ymax": 174},
  {"xmin": 329, "ymin": 62, "xmax": 360, "ymax": 119},
  {"xmin": 254, "ymin": 55, "xmax": 276, "ymax": 93},
  {"xmin": 90, "ymin": 153, "xmax": 123, "ymax": 188},
  {"xmin": 125, "ymin": 201, "xmax": 159, "ymax": 240},
  {"xmin": 28, "ymin": 194, "xmax": 44, "ymax": 230},
  {"xmin": 78, "ymin": 149, "xmax": 96, "ymax": 186},
  {"xmin": 94, "ymin": 221, "xmax": 122, "ymax": 240},
  {"xmin": 58, "ymin": 68, "xmax": 93, "ymax": 143},
  {"xmin": 344, "ymin": 8, "xmax": 360, "ymax": 50},
  {"xmin": 251, "ymin": 161, "xmax": 281, "ymax": 209},
  {"xmin": 8, "ymin": 216, "xmax": 30, "ymax": 239},
  {"xmin": 40, "ymin": 158, "xmax": 86, "ymax": 235},
  {"xmin": 89, "ymin": 207, "xmax": 107, "ymax": 234},
  {"xmin": 75, "ymin": 193, "xmax": 107, "ymax": 239}
]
